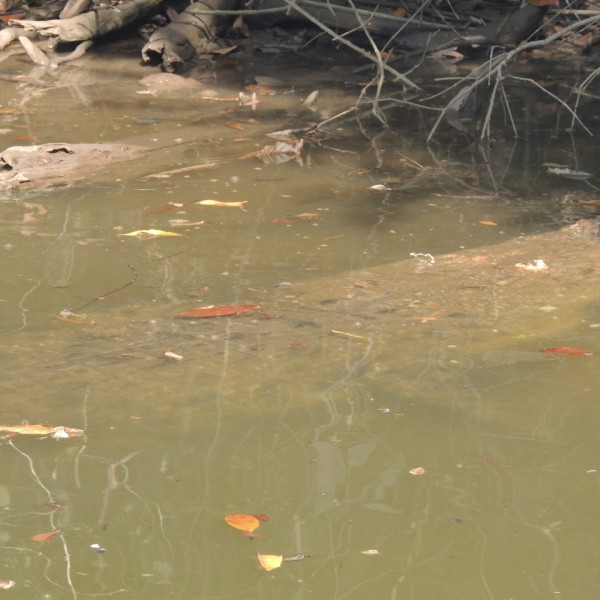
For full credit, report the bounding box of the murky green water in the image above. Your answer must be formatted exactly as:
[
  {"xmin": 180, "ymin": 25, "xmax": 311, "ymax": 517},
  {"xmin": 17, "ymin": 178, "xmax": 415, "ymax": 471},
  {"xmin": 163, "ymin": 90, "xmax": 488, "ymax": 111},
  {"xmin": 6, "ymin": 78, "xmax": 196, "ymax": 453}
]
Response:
[{"xmin": 1, "ymin": 40, "xmax": 600, "ymax": 599}]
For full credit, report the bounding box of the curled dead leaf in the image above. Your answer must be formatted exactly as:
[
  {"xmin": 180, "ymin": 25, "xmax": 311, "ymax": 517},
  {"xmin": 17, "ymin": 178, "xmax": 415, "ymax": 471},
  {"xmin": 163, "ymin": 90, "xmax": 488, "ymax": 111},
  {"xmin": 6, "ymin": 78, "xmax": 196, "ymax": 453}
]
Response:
[{"xmin": 409, "ymin": 467, "xmax": 425, "ymax": 475}]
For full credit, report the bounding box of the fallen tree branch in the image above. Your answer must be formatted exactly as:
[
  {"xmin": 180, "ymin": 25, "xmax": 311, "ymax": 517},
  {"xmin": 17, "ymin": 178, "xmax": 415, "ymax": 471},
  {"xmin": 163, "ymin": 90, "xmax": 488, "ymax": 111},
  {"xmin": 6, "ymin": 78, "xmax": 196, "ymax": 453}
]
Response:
[{"xmin": 12, "ymin": 0, "xmax": 163, "ymax": 42}]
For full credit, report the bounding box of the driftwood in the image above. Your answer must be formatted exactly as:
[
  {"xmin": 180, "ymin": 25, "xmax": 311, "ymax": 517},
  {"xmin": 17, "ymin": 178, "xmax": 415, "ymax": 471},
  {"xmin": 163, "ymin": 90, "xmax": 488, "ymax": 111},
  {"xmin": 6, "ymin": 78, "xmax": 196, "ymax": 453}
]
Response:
[
  {"xmin": 0, "ymin": 143, "xmax": 145, "ymax": 192},
  {"xmin": 141, "ymin": 0, "xmax": 237, "ymax": 71},
  {"xmin": 12, "ymin": 0, "xmax": 163, "ymax": 42}
]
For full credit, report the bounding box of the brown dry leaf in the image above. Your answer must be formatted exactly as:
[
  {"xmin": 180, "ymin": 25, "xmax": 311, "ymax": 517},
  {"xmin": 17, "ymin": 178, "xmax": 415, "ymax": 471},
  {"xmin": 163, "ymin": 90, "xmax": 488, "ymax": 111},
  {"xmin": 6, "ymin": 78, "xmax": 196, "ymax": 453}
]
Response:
[
  {"xmin": 118, "ymin": 229, "xmax": 183, "ymax": 240},
  {"xmin": 227, "ymin": 122, "xmax": 246, "ymax": 131},
  {"xmin": 479, "ymin": 220, "xmax": 498, "ymax": 226},
  {"xmin": 32, "ymin": 530, "xmax": 61, "ymax": 543},
  {"xmin": 393, "ymin": 7, "xmax": 406, "ymax": 16},
  {"xmin": 211, "ymin": 44, "xmax": 239, "ymax": 55},
  {"xmin": 409, "ymin": 467, "xmax": 425, "ymax": 475},
  {"xmin": 408, "ymin": 316, "xmax": 437, "ymax": 322},
  {"xmin": 0, "ymin": 424, "xmax": 84, "ymax": 438},
  {"xmin": 231, "ymin": 15, "xmax": 249, "ymax": 37},
  {"xmin": 196, "ymin": 200, "xmax": 248, "ymax": 210},
  {"xmin": 257, "ymin": 553, "xmax": 283, "ymax": 572},
  {"xmin": 225, "ymin": 513, "xmax": 260, "ymax": 533}
]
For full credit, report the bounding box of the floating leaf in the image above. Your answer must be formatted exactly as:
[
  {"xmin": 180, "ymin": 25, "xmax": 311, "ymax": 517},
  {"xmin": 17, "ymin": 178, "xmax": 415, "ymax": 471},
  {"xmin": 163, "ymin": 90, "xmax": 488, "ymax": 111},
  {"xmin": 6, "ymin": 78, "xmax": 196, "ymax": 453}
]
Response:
[
  {"xmin": 177, "ymin": 304, "xmax": 258, "ymax": 319},
  {"xmin": 257, "ymin": 553, "xmax": 283, "ymax": 572},
  {"xmin": 196, "ymin": 200, "xmax": 248, "ymax": 210},
  {"xmin": 361, "ymin": 549, "xmax": 381, "ymax": 555},
  {"xmin": 479, "ymin": 220, "xmax": 497, "ymax": 226},
  {"xmin": 0, "ymin": 424, "xmax": 84, "ymax": 438},
  {"xmin": 32, "ymin": 530, "xmax": 61, "ymax": 543},
  {"xmin": 409, "ymin": 467, "xmax": 426, "ymax": 475},
  {"xmin": 0, "ymin": 580, "xmax": 15, "ymax": 590},
  {"xmin": 225, "ymin": 513, "xmax": 260, "ymax": 533},
  {"xmin": 118, "ymin": 229, "xmax": 183, "ymax": 240},
  {"xmin": 540, "ymin": 347, "xmax": 595, "ymax": 356},
  {"xmin": 168, "ymin": 219, "xmax": 205, "ymax": 227}
]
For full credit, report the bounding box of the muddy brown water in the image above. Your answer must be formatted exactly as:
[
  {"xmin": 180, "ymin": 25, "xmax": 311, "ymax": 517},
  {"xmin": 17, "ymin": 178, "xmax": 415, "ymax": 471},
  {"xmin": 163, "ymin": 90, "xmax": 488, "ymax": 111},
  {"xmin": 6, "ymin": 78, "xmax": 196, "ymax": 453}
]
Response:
[{"xmin": 1, "ymin": 39, "xmax": 600, "ymax": 599}]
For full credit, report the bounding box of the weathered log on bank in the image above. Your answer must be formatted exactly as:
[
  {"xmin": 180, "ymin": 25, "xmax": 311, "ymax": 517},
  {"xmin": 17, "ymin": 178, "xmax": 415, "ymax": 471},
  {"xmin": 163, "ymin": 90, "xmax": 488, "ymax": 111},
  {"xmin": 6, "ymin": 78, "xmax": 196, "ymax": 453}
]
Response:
[
  {"xmin": 141, "ymin": 0, "xmax": 237, "ymax": 72},
  {"xmin": 12, "ymin": 0, "xmax": 163, "ymax": 42}
]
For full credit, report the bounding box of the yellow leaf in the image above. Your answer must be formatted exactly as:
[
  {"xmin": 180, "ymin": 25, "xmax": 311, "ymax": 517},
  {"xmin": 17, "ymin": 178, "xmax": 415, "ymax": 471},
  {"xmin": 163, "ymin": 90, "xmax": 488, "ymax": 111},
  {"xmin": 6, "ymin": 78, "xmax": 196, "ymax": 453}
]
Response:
[
  {"xmin": 196, "ymin": 200, "xmax": 248, "ymax": 210},
  {"xmin": 393, "ymin": 7, "xmax": 406, "ymax": 16},
  {"xmin": 118, "ymin": 229, "xmax": 184, "ymax": 240},
  {"xmin": 257, "ymin": 553, "xmax": 283, "ymax": 572}
]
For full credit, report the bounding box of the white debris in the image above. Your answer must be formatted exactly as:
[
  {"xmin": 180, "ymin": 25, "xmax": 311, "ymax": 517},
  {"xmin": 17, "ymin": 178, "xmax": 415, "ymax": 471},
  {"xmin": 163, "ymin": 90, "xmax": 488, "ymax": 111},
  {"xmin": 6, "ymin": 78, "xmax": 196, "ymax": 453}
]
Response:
[{"xmin": 515, "ymin": 259, "xmax": 548, "ymax": 271}]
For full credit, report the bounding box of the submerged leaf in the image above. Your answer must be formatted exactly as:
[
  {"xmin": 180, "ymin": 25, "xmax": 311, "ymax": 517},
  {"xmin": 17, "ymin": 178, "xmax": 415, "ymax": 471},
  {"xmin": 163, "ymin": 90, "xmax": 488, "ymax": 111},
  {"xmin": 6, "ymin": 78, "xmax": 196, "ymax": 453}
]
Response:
[
  {"xmin": 540, "ymin": 347, "xmax": 595, "ymax": 356},
  {"xmin": 32, "ymin": 530, "xmax": 61, "ymax": 543},
  {"xmin": 177, "ymin": 304, "xmax": 258, "ymax": 318},
  {"xmin": 225, "ymin": 513, "xmax": 260, "ymax": 533},
  {"xmin": 257, "ymin": 553, "xmax": 283, "ymax": 572}
]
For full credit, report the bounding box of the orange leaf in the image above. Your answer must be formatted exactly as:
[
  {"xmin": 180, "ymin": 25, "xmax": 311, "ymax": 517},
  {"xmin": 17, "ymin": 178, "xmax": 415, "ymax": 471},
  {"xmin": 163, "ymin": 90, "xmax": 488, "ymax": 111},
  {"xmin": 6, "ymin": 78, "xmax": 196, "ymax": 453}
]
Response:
[
  {"xmin": 479, "ymin": 220, "xmax": 497, "ymax": 226},
  {"xmin": 32, "ymin": 530, "xmax": 61, "ymax": 543},
  {"xmin": 257, "ymin": 553, "xmax": 283, "ymax": 571},
  {"xmin": 540, "ymin": 347, "xmax": 595, "ymax": 356},
  {"xmin": 177, "ymin": 304, "xmax": 258, "ymax": 319},
  {"xmin": 225, "ymin": 513, "xmax": 260, "ymax": 533}
]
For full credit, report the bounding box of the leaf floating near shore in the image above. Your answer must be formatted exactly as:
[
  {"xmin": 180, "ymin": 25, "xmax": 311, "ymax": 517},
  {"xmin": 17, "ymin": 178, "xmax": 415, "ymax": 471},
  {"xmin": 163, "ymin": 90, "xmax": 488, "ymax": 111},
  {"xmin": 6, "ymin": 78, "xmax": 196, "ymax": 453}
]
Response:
[
  {"xmin": 177, "ymin": 304, "xmax": 258, "ymax": 318},
  {"xmin": 0, "ymin": 424, "xmax": 84, "ymax": 439},
  {"xmin": 118, "ymin": 229, "xmax": 183, "ymax": 240},
  {"xmin": 540, "ymin": 347, "xmax": 596, "ymax": 356},
  {"xmin": 0, "ymin": 580, "xmax": 15, "ymax": 590}
]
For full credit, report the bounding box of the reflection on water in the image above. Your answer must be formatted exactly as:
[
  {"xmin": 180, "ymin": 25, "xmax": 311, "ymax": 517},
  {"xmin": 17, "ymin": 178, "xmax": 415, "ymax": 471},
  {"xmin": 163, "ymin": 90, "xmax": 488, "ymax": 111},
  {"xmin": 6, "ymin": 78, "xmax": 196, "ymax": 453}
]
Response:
[{"xmin": 1, "ymin": 44, "xmax": 600, "ymax": 600}]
